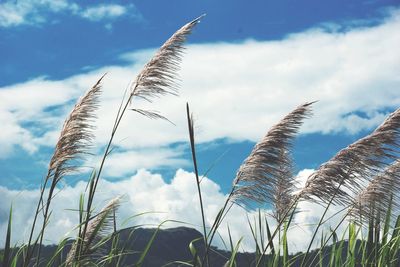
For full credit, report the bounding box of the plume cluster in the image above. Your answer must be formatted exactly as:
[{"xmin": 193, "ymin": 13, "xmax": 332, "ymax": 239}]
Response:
[
  {"xmin": 47, "ymin": 75, "xmax": 105, "ymax": 182},
  {"xmin": 231, "ymin": 102, "xmax": 314, "ymax": 217},
  {"xmin": 66, "ymin": 197, "xmax": 120, "ymax": 266},
  {"xmin": 350, "ymin": 160, "xmax": 400, "ymax": 223},
  {"xmin": 299, "ymin": 108, "xmax": 400, "ymax": 206}
]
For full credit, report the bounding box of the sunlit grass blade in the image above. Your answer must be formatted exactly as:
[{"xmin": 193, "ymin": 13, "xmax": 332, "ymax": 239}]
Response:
[
  {"xmin": 247, "ymin": 215, "xmax": 262, "ymax": 261},
  {"xmin": 388, "ymin": 215, "xmax": 400, "ymax": 265},
  {"xmin": 45, "ymin": 238, "xmax": 69, "ymax": 267},
  {"xmin": 2, "ymin": 205, "xmax": 12, "ymax": 267},
  {"xmin": 282, "ymin": 221, "xmax": 289, "ymax": 266},
  {"xmin": 265, "ymin": 217, "xmax": 275, "ymax": 257},
  {"xmin": 186, "ymin": 103, "xmax": 208, "ymax": 267},
  {"xmin": 225, "ymin": 237, "xmax": 243, "ymax": 267},
  {"xmin": 189, "ymin": 237, "xmax": 203, "ymax": 267},
  {"xmin": 329, "ymin": 228, "xmax": 338, "ymax": 267}
]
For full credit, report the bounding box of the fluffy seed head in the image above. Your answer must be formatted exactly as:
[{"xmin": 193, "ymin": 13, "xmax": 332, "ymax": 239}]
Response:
[
  {"xmin": 48, "ymin": 75, "xmax": 105, "ymax": 182},
  {"xmin": 231, "ymin": 102, "xmax": 314, "ymax": 213},
  {"xmin": 300, "ymin": 107, "xmax": 400, "ymax": 206}
]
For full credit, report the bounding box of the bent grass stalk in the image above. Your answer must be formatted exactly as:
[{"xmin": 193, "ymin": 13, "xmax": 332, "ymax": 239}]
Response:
[
  {"xmin": 75, "ymin": 16, "xmax": 203, "ymax": 263},
  {"xmin": 25, "ymin": 75, "xmax": 105, "ymax": 266},
  {"xmin": 186, "ymin": 103, "xmax": 209, "ymax": 267}
]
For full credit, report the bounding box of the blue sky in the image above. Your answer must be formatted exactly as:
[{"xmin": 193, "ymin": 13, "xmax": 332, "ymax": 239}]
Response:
[
  {"xmin": 1, "ymin": 0, "xmax": 398, "ymax": 87},
  {"xmin": 1, "ymin": 0, "xmax": 400, "ymax": 250}
]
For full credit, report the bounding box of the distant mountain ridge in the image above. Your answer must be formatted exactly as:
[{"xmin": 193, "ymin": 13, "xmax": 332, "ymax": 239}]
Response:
[
  {"xmin": 0, "ymin": 226, "xmax": 254, "ymax": 266},
  {"xmin": 0, "ymin": 226, "xmax": 371, "ymax": 266}
]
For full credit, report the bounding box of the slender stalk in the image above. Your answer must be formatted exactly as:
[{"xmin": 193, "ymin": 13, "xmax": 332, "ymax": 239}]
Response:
[
  {"xmin": 23, "ymin": 181, "xmax": 47, "ymax": 266},
  {"xmin": 76, "ymin": 96, "xmax": 131, "ymax": 261},
  {"xmin": 255, "ymin": 195, "xmax": 300, "ymax": 267},
  {"xmin": 201, "ymin": 190, "xmax": 235, "ymax": 266},
  {"xmin": 186, "ymin": 103, "xmax": 209, "ymax": 267},
  {"xmin": 35, "ymin": 178, "xmax": 57, "ymax": 265},
  {"xmin": 300, "ymin": 179, "xmax": 343, "ymax": 267},
  {"xmin": 307, "ymin": 204, "xmax": 364, "ymax": 266},
  {"xmin": 75, "ymin": 16, "xmax": 203, "ymax": 261}
]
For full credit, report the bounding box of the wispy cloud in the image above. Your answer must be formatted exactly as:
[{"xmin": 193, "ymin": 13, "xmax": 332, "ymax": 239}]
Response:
[
  {"xmin": 80, "ymin": 4, "xmax": 139, "ymax": 22},
  {"xmin": 0, "ymin": 0, "xmax": 78, "ymax": 27},
  {"xmin": 0, "ymin": 1, "xmax": 139, "ymax": 28}
]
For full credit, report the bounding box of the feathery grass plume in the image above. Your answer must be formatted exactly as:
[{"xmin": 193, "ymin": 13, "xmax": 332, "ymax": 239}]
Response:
[
  {"xmin": 231, "ymin": 102, "xmax": 314, "ymax": 212},
  {"xmin": 350, "ymin": 160, "xmax": 400, "ymax": 223},
  {"xmin": 299, "ymin": 107, "xmax": 400, "ymax": 206},
  {"xmin": 48, "ymin": 74, "xmax": 104, "ymax": 182},
  {"xmin": 129, "ymin": 14, "xmax": 204, "ymax": 105},
  {"xmin": 26, "ymin": 75, "xmax": 105, "ymax": 266},
  {"xmin": 204, "ymin": 103, "xmax": 314, "ymax": 263},
  {"xmin": 76, "ymin": 17, "xmax": 203, "ymax": 265},
  {"xmin": 66, "ymin": 197, "xmax": 120, "ymax": 266}
]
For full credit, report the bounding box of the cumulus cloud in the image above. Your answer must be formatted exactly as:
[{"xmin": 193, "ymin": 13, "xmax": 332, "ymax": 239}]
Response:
[
  {"xmin": 0, "ymin": 168, "xmax": 348, "ymax": 253},
  {"xmin": 0, "ymin": 1, "xmax": 139, "ymax": 27},
  {"xmin": 0, "ymin": 76, "xmax": 80, "ymax": 157},
  {"xmin": 89, "ymin": 147, "xmax": 190, "ymax": 177},
  {"xmin": 0, "ymin": 9, "xmax": 399, "ymax": 160}
]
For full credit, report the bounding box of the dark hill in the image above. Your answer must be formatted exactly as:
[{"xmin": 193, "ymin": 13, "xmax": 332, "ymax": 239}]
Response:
[{"xmin": 1, "ymin": 226, "xmax": 391, "ymax": 266}]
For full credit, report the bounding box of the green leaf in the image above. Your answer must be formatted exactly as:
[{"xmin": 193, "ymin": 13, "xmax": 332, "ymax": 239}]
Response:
[
  {"xmin": 2, "ymin": 205, "xmax": 12, "ymax": 267},
  {"xmin": 282, "ymin": 221, "xmax": 289, "ymax": 266},
  {"xmin": 188, "ymin": 237, "xmax": 203, "ymax": 267},
  {"xmin": 226, "ymin": 237, "xmax": 243, "ymax": 267}
]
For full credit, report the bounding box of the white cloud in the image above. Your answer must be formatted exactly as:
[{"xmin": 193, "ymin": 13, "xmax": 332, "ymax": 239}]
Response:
[
  {"xmin": 89, "ymin": 147, "xmax": 190, "ymax": 177},
  {"xmin": 0, "ymin": 76, "xmax": 82, "ymax": 157},
  {"xmin": 0, "ymin": 1, "xmax": 138, "ymax": 27},
  {"xmin": 0, "ymin": 111, "xmax": 36, "ymax": 157},
  {"xmin": 1, "ymin": 9, "xmax": 399, "ymax": 160},
  {"xmin": 0, "ymin": 168, "xmax": 349, "ymax": 253},
  {"xmin": 0, "ymin": 0, "xmax": 79, "ymax": 27}
]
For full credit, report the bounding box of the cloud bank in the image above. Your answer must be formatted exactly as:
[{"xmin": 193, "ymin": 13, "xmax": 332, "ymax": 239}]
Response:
[
  {"xmin": 0, "ymin": 168, "xmax": 347, "ymax": 253},
  {"xmin": 0, "ymin": 9, "xmax": 399, "ymax": 166}
]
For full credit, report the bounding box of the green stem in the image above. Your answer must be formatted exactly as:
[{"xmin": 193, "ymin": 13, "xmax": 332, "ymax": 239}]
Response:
[
  {"xmin": 186, "ymin": 103, "xmax": 209, "ymax": 267},
  {"xmin": 76, "ymin": 90, "xmax": 132, "ymax": 262},
  {"xmin": 300, "ymin": 179, "xmax": 345, "ymax": 267}
]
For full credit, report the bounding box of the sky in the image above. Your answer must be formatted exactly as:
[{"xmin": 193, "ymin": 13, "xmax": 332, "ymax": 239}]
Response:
[{"xmin": 1, "ymin": 0, "xmax": 400, "ymax": 253}]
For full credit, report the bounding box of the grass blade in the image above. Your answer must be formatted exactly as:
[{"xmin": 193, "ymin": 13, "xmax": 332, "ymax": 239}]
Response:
[{"xmin": 2, "ymin": 205, "xmax": 12, "ymax": 267}]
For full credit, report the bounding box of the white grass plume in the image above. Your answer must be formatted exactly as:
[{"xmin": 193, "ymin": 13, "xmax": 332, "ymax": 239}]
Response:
[
  {"xmin": 129, "ymin": 15, "xmax": 204, "ymax": 103},
  {"xmin": 48, "ymin": 75, "xmax": 105, "ymax": 182},
  {"xmin": 300, "ymin": 107, "xmax": 400, "ymax": 206},
  {"xmin": 65, "ymin": 197, "xmax": 120, "ymax": 266},
  {"xmin": 350, "ymin": 160, "xmax": 400, "ymax": 223},
  {"xmin": 231, "ymin": 102, "xmax": 314, "ymax": 215}
]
